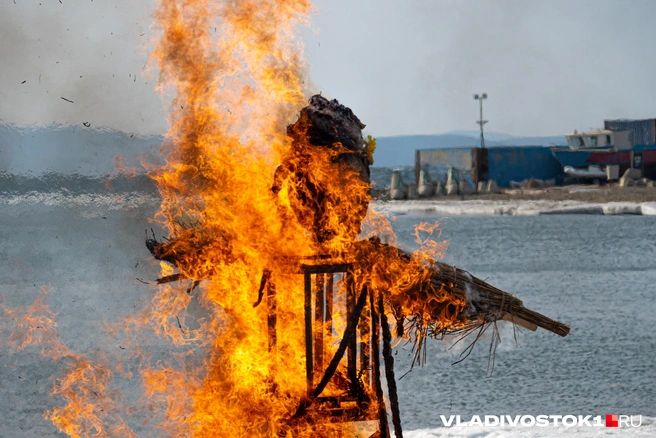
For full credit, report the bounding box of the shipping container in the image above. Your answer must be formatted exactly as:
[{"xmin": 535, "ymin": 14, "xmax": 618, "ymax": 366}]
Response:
[
  {"xmin": 604, "ymin": 119, "xmax": 656, "ymax": 146},
  {"xmin": 416, "ymin": 147, "xmax": 474, "ymax": 186},
  {"xmin": 487, "ymin": 146, "xmax": 563, "ymax": 187}
]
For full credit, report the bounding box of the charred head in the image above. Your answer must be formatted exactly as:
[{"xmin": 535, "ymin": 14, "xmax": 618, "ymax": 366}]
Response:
[{"xmin": 273, "ymin": 95, "xmax": 372, "ymax": 246}]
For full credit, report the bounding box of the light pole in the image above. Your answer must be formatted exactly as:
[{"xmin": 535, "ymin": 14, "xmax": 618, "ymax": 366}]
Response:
[{"xmin": 473, "ymin": 93, "xmax": 488, "ymax": 149}]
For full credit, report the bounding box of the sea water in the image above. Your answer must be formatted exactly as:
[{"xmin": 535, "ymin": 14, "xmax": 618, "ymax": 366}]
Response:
[{"xmin": 1, "ymin": 186, "xmax": 655, "ymax": 437}]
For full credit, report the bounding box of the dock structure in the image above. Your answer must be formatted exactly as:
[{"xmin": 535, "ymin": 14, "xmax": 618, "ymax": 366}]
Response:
[{"xmin": 413, "ymin": 118, "xmax": 656, "ymax": 191}]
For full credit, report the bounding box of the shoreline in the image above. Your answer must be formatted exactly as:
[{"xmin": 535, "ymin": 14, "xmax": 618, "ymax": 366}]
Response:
[
  {"xmin": 373, "ymin": 185, "xmax": 656, "ymax": 216},
  {"xmin": 1, "ymin": 185, "xmax": 655, "ymax": 216}
]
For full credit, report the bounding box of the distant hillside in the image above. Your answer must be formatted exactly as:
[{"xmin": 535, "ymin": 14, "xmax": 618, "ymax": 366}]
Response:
[
  {"xmin": 373, "ymin": 133, "xmax": 567, "ymax": 167},
  {"xmin": 0, "ymin": 124, "xmax": 565, "ymax": 174}
]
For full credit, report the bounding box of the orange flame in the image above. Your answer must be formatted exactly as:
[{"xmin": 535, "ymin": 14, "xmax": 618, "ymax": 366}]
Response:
[
  {"xmin": 0, "ymin": 2, "xmax": 566, "ymax": 435},
  {"xmin": 1, "ymin": 289, "xmax": 136, "ymax": 437},
  {"xmin": 1, "ymin": 1, "xmax": 462, "ymax": 436},
  {"xmin": 146, "ymin": 0, "xmax": 368, "ymax": 435},
  {"xmin": 143, "ymin": 0, "xmax": 461, "ymax": 435}
]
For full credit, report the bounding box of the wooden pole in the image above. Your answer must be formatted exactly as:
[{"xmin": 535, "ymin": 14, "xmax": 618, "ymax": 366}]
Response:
[
  {"xmin": 314, "ymin": 274, "xmax": 325, "ymax": 375},
  {"xmin": 304, "ymin": 272, "xmax": 313, "ymax": 397},
  {"xmin": 359, "ymin": 288, "xmax": 370, "ymax": 386},
  {"xmin": 346, "ymin": 270, "xmax": 357, "ymax": 394},
  {"xmin": 371, "ymin": 289, "xmax": 390, "ymax": 438},
  {"xmin": 379, "ymin": 293, "xmax": 403, "ymax": 438},
  {"xmin": 325, "ymin": 274, "xmax": 333, "ymax": 336},
  {"xmin": 267, "ymin": 282, "xmax": 277, "ymax": 353}
]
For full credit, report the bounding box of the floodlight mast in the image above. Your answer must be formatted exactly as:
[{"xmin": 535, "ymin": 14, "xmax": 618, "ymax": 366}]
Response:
[{"xmin": 473, "ymin": 93, "xmax": 488, "ymax": 148}]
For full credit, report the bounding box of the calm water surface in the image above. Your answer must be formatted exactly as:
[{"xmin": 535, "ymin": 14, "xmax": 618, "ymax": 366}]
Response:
[
  {"xmin": 1, "ymin": 194, "xmax": 654, "ymax": 435},
  {"xmin": 390, "ymin": 213, "xmax": 656, "ymax": 430}
]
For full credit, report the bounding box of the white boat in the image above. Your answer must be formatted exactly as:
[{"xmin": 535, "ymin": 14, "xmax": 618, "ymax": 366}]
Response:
[
  {"xmin": 565, "ymin": 129, "xmax": 632, "ymax": 151},
  {"xmin": 563, "ymin": 165, "xmax": 607, "ymax": 180}
]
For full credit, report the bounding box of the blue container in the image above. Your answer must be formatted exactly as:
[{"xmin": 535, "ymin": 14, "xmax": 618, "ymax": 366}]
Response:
[{"xmin": 487, "ymin": 146, "xmax": 563, "ymax": 187}]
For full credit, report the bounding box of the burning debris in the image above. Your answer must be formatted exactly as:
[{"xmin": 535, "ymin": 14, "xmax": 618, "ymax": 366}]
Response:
[{"xmin": 146, "ymin": 94, "xmax": 569, "ymax": 437}]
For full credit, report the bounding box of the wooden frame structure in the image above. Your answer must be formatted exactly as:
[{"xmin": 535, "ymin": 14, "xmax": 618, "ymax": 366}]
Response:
[{"xmin": 273, "ymin": 260, "xmax": 403, "ymax": 438}]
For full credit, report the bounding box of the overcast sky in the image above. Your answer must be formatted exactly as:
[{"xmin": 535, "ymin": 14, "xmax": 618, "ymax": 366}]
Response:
[{"xmin": 2, "ymin": 0, "xmax": 656, "ymax": 137}]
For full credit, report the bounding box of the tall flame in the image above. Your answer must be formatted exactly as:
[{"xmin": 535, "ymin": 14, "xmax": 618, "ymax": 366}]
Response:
[{"xmin": 147, "ymin": 0, "xmax": 374, "ymax": 435}]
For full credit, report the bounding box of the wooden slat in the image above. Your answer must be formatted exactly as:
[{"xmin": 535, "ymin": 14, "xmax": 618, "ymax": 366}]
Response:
[
  {"xmin": 314, "ymin": 274, "xmax": 325, "ymax": 375},
  {"xmin": 304, "ymin": 272, "xmax": 313, "ymax": 397},
  {"xmin": 346, "ymin": 270, "xmax": 357, "ymax": 392},
  {"xmin": 326, "ymin": 274, "xmax": 334, "ymax": 335},
  {"xmin": 370, "ymin": 288, "xmax": 390, "ymax": 438},
  {"xmin": 300, "ymin": 263, "xmax": 351, "ymax": 274}
]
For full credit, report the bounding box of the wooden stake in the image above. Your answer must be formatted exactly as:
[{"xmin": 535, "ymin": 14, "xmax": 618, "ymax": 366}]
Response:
[{"xmin": 371, "ymin": 289, "xmax": 390, "ymax": 438}]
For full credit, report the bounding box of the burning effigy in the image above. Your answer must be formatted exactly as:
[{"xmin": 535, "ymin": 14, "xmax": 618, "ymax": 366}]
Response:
[
  {"xmin": 27, "ymin": 0, "xmax": 571, "ymax": 437},
  {"xmin": 146, "ymin": 87, "xmax": 569, "ymax": 437}
]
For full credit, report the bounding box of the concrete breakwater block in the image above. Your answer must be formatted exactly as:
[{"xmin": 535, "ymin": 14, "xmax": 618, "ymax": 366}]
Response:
[
  {"xmin": 407, "ymin": 183, "xmax": 419, "ymax": 199},
  {"xmin": 418, "ymin": 184, "xmax": 435, "ymax": 197},
  {"xmin": 435, "ymin": 181, "xmax": 446, "ymax": 196},
  {"xmin": 390, "ymin": 187, "xmax": 407, "ymax": 200},
  {"xmin": 619, "ymin": 176, "xmax": 633, "ymax": 188},
  {"xmin": 418, "ymin": 170, "xmax": 435, "ymax": 197},
  {"xmin": 389, "ymin": 170, "xmax": 407, "ymax": 200},
  {"xmin": 619, "ymin": 168, "xmax": 645, "ymax": 188},
  {"xmin": 623, "ymin": 168, "xmax": 643, "ymax": 180},
  {"xmin": 487, "ymin": 180, "xmax": 500, "ymax": 194},
  {"xmin": 445, "ymin": 183, "xmax": 458, "ymax": 195},
  {"xmin": 459, "ymin": 181, "xmax": 475, "ymax": 194}
]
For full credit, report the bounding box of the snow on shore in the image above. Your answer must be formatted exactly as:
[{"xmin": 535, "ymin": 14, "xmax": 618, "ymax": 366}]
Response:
[
  {"xmin": 1, "ymin": 191, "xmax": 655, "ymax": 217},
  {"xmin": 375, "ymin": 200, "xmax": 656, "ymax": 216}
]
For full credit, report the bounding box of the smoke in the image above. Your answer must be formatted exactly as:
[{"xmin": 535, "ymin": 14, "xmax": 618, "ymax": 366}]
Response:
[
  {"xmin": 5, "ymin": 0, "xmax": 656, "ymax": 172},
  {"xmin": 0, "ymin": 0, "xmax": 166, "ymax": 135}
]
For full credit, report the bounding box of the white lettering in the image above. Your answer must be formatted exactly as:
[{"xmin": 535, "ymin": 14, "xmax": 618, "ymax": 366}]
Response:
[
  {"xmin": 630, "ymin": 415, "xmax": 642, "ymax": 427},
  {"xmin": 549, "ymin": 415, "xmax": 563, "ymax": 426},
  {"xmin": 535, "ymin": 415, "xmax": 549, "ymax": 427},
  {"xmin": 520, "ymin": 415, "xmax": 535, "ymax": 427},
  {"xmin": 619, "ymin": 415, "xmax": 630, "ymax": 428},
  {"xmin": 469, "ymin": 415, "xmax": 483, "ymax": 427},
  {"xmin": 440, "ymin": 415, "xmax": 456, "ymax": 427},
  {"xmin": 438, "ymin": 413, "xmax": 632, "ymax": 428},
  {"xmin": 562, "ymin": 415, "xmax": 577, "ymax": 427},
  {"xmin": 484, "ymin": 415, "xmax": 499, "ymax": 426},
  {"xmin": 505, "ymin": 415, "xmax": 521, "ymax": 427},
  {"xmin": 578, "ymin": 415, "xmax": 591, "ymax": 426}
]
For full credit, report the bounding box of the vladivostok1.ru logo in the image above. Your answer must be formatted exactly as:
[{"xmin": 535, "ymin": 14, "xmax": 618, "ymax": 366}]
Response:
[
  {"xmin": 605, "ymin": 414, "xmax": 643, "ymax": 428},
  {"xmin": 439, "ymin": 414, "xmax": 642, "ymax": 428},
  {"xmin": 606, "ymin": 415, "xmax": 619, "ymax": 427}
]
